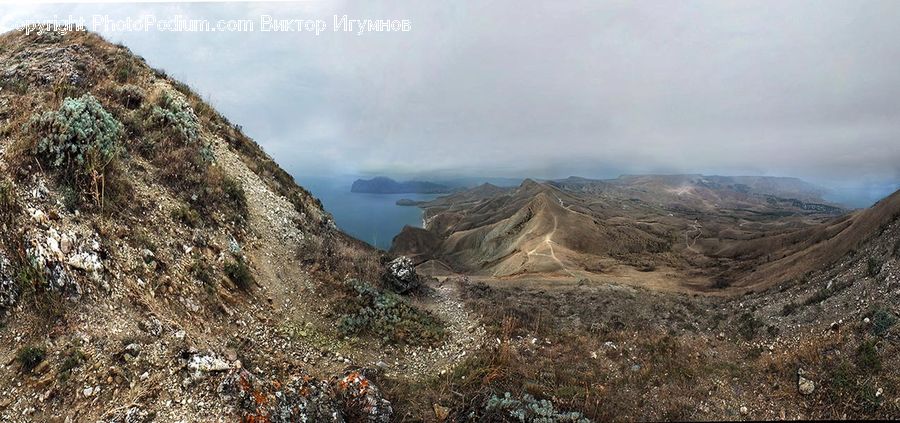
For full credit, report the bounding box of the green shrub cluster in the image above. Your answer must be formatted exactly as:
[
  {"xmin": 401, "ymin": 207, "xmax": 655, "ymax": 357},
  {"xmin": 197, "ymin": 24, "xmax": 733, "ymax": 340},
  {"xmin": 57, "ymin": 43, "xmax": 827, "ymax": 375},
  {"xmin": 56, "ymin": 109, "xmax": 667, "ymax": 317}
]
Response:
[
  {"xmin": 30, "ymin": 94, "xmax": 122, "ymax": 171},
  {"xmin": 484, "ymin": 392, "xmax": 590, "ymax": 423},
  {"xmin": 337, "ymin": 279, "xmax": 444, "ymax": 345},
  {"xmin": 224, "ymin": 256, "xmax": 254, "ymax": 291},
  {"xmin": 16, "ymin": 345, "xmax": 47, "ymax": 372},
  {"xmin": 171, "ymin": 204, "xmax": 201, "ymax": 228},
  {"xmin": 856, "ymin": 340, "xmax": 881, "ymax": 372},
  {"xmin": 867, "ymin": 257, "xmax": 881, "ymax": 279},
  {"xmin": 736, "ymin": 312, "xmax": 764, "ymax": 341},
  {"xmin": 27, "ymin": 94, "xmax": 123, "ymax": 205},
  {"xmin": 58, "ymin": 349, "xmax": 86, "ymax": 382},
  {"xmin": 147, "ymin": 91, "xmax": 200, "ymax": 144},
  {"xmin": 870, "ymin": 308, "xmax": 897, "ymax": 337}
]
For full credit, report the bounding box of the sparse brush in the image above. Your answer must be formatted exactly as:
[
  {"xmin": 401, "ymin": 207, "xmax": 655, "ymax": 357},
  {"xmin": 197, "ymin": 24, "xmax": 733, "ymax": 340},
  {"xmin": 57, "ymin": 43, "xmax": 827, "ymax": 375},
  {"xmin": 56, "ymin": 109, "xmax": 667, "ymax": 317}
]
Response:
[
  {"xmin": 224, "ymin": 256, "xmax": 254, "ymax": 291},
  {"xmin": 855, "ymin": 340, "xmax": 881, "ymax": 372},
  {"xmin": 190, "ymin": 257, "xmax": 215, "ymax": 289},
  {"xmin": 870, "ymin": 308, "xmax": 897, "ymax": 337},
  {"xmin": 114, "ymin": 84, "xmax": 144, "ymax": 109},
  {"xmin": 58, "ymin": 349, "xmax": 86, "ymax": 382},
  {"xmin": 736, "ymin": 312, "xmax": 763, "ymax": 341},
  {"xmin": 16, "ymin": 346, "xmax": 46, "ymax": 372},
  {"xmin": 0, "ymin": 77, "xmax": 28, "ymax": 95},
  {"xmin": 114, "ymin": 58, "xmax": 137, "ymax": 83},
  {"xmin": 171, "ymin": 204, "xmax": 202, "ymax": 228},
  {"xmin": 866, "ymin": 257, "xmax": 881, "ymax": 278},
  {"xmin": 0, "ymin": 178, "xmax": 18, "ymax": 225},
  {"xmin": 781, "ymin": 301, "xmax": 799, "ymax": 316}
]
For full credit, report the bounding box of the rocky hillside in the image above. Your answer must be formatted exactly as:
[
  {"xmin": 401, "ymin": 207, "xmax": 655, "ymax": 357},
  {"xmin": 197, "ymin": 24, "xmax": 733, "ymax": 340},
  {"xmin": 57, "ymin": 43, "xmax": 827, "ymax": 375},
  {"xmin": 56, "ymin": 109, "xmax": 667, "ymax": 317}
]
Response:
[{"xmin": 0, "ymin": 29, "xmax": 487, "ymax": 422}]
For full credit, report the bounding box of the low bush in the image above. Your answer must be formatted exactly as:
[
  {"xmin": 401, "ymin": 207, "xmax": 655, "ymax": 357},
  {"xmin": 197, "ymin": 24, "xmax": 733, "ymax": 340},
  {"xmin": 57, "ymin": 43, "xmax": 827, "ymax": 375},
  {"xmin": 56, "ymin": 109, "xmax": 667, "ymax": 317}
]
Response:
[
  {"xmin": 855, "ymin": 340, "xmax": 881, "ymax": 372},
  {"xmin": 58, "ymin": 349, "xmax": 86, "ymax": 382},
  {"xmin": 146, "ymin": 90, "xmax": 200, "ymax": 145},
  {"xmin": 190, "ymin": 257, "xmax": 214, "ymax": 286},
  {"xmin": 867, "ymin": 257, "xmax": 881, "ymax": 279},
  {"xmin": 337, "ymin": 279, "xmax": 444, "ymax": 345},
  {"xmin": 870, "ymin": 308, "xmax": 897, "ymax": 337},
  {"xmin": 484, "ymin": 392, "xmax": 590, "ymax": 423},
  {"xmin": 16, "ymin": 345, "xmax": 47, "ymax": 372},
  {"xmin": 736, "ymin": 312, "xmax": 763, "ymax": 341},
  {"xmin": 224, "ymin": 256, "xmax": 254, "ymax": 291},
  {"xmin": 781, "ymin": 301, "xmax": 799, "ymax": 317},
  {"xmin": 114, "ymin": 84, "xmax": 144, "ymax": 109},
  {"xmin": 171, "ymin": 204, "xmax": 201, "ymax": 228},
  {"xmin": 26, "ymin": 94, "xmax": 123, "ymax": 207}
]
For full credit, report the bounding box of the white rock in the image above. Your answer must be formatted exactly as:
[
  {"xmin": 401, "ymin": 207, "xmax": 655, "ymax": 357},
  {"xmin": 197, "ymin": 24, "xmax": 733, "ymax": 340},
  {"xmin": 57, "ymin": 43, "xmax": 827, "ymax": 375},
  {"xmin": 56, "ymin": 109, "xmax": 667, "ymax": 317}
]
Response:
[
  {"xmin": 187, "ymin": 354, "xmax": 232, "ymax": 373},
  {"xmin": 798, "ymin": 375, "xmax": 816, "ymax": 395},
  {"xmin": 67, "ymin": 252, "xmax": 102, "ymax": 273},
  {"xmin": 29, "ymin": 208, "xmax": 49, "ymax": 224}
]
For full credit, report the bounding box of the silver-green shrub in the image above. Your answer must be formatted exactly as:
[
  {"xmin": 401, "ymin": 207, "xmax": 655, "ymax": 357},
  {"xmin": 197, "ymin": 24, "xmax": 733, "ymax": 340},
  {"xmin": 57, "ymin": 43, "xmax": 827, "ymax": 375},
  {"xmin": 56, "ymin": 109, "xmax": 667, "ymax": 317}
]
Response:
[
  {"xmin": 147, "ymin": 91, "xmax": 200, "ymax": 144},
  {"xmin": 29, "ymin": 94, "xmax": 123, "ymax": 175},
  {"xmin": 485, "ymin": 392, "xmax": 590, "ymax": 423}
]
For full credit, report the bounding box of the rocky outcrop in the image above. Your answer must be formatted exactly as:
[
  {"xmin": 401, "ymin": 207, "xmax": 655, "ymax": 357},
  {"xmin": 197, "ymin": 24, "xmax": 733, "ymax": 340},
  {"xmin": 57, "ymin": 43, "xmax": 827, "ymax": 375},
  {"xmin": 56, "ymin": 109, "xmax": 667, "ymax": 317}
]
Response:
[{"xmin": 383, "ymin": 256, "xmax": 420, "ymax": 293}]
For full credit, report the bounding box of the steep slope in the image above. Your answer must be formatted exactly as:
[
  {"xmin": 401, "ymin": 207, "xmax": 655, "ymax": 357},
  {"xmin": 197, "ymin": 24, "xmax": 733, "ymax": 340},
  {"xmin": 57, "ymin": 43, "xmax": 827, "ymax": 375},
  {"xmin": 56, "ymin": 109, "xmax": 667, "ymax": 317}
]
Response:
[
  {"xmin": 0, "ymin": 29, "xmax": 482, "ymax": 422},
  {"xmin": 728, "ymin": 189, "xmax": 900, "ymax": 289}
]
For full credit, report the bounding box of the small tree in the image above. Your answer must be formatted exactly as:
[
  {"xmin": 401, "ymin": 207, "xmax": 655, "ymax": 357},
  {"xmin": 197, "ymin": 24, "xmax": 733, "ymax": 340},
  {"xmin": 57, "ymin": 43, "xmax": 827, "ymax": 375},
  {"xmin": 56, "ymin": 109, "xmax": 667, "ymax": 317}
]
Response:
[{"xmin": 28, "ymin": 94, "xmax": 123, "ymax": 207}]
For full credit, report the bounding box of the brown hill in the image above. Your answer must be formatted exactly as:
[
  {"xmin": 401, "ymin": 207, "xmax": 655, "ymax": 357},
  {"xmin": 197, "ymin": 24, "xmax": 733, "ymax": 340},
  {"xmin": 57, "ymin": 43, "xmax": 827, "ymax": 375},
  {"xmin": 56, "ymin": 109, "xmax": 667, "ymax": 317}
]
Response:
[
  {"xmin": 393, "ymin": 175, "xmax": 860, "ymax": 293},
  {"xmin": 727, "ymin": 188, "xmax": 900, "ymax": 289}
]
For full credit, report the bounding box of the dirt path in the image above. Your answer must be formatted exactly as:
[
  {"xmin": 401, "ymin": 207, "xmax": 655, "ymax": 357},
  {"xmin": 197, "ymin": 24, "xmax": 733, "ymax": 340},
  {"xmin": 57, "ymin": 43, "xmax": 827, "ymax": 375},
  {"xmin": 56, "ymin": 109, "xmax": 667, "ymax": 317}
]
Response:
[
  {"xmin": 376, "ymin": 279, "xmax": 487, "ymax": 379},
  {"xmin": 212, "ymin": 138, "xmax": 488, "ymax": 381},
  {"xmin": 524, "ymin": 215, "xmax": 579, "ymax": 278},
  {"xmin": 685, "ymin": 219, "xmax": 703, "ymax": 252}
]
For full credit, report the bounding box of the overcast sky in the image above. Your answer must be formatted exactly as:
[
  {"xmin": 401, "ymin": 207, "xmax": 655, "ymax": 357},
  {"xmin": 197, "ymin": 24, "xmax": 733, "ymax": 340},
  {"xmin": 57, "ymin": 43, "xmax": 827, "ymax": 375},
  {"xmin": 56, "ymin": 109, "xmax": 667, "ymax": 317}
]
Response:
[{"xmin": 2, "ymin": 1, "xmax": 899, "ymax": 203}]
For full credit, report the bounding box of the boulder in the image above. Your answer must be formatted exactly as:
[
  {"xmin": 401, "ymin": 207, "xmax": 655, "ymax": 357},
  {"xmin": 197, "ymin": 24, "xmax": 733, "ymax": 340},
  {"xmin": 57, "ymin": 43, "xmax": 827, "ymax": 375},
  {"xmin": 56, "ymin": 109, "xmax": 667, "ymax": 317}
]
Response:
[
  {"xmin": 798, "ymin": 369, "xmax": 816, "ymax": 395},
  {"xmin": 383, "ymin": 256, "xmax": 420, "ymax": 293}
]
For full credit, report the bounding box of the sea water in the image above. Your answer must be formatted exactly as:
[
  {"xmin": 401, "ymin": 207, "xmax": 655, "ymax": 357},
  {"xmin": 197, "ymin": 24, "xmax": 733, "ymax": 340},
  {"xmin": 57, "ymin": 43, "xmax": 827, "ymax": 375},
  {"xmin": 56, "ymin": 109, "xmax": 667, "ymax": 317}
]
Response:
[{"xmin": 295, "ymin": 176, "xmax": 440, "ymax": 250}]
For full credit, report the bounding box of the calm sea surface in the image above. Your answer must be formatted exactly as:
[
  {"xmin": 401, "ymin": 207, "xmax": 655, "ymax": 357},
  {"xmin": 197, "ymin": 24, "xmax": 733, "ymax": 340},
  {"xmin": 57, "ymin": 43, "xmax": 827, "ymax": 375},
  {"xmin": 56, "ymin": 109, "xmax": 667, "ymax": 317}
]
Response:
[{"xmin": 295, "ymin": 177, "xmax": 440, "ymax": 250}]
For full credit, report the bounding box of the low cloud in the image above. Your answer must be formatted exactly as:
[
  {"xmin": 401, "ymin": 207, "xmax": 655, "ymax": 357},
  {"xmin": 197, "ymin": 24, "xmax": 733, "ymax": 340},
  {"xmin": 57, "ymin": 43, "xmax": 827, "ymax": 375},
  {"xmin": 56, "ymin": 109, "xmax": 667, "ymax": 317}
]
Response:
[{"xmin": 2, "ymin": 1, "xmax": 898, "ymax": 202}]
